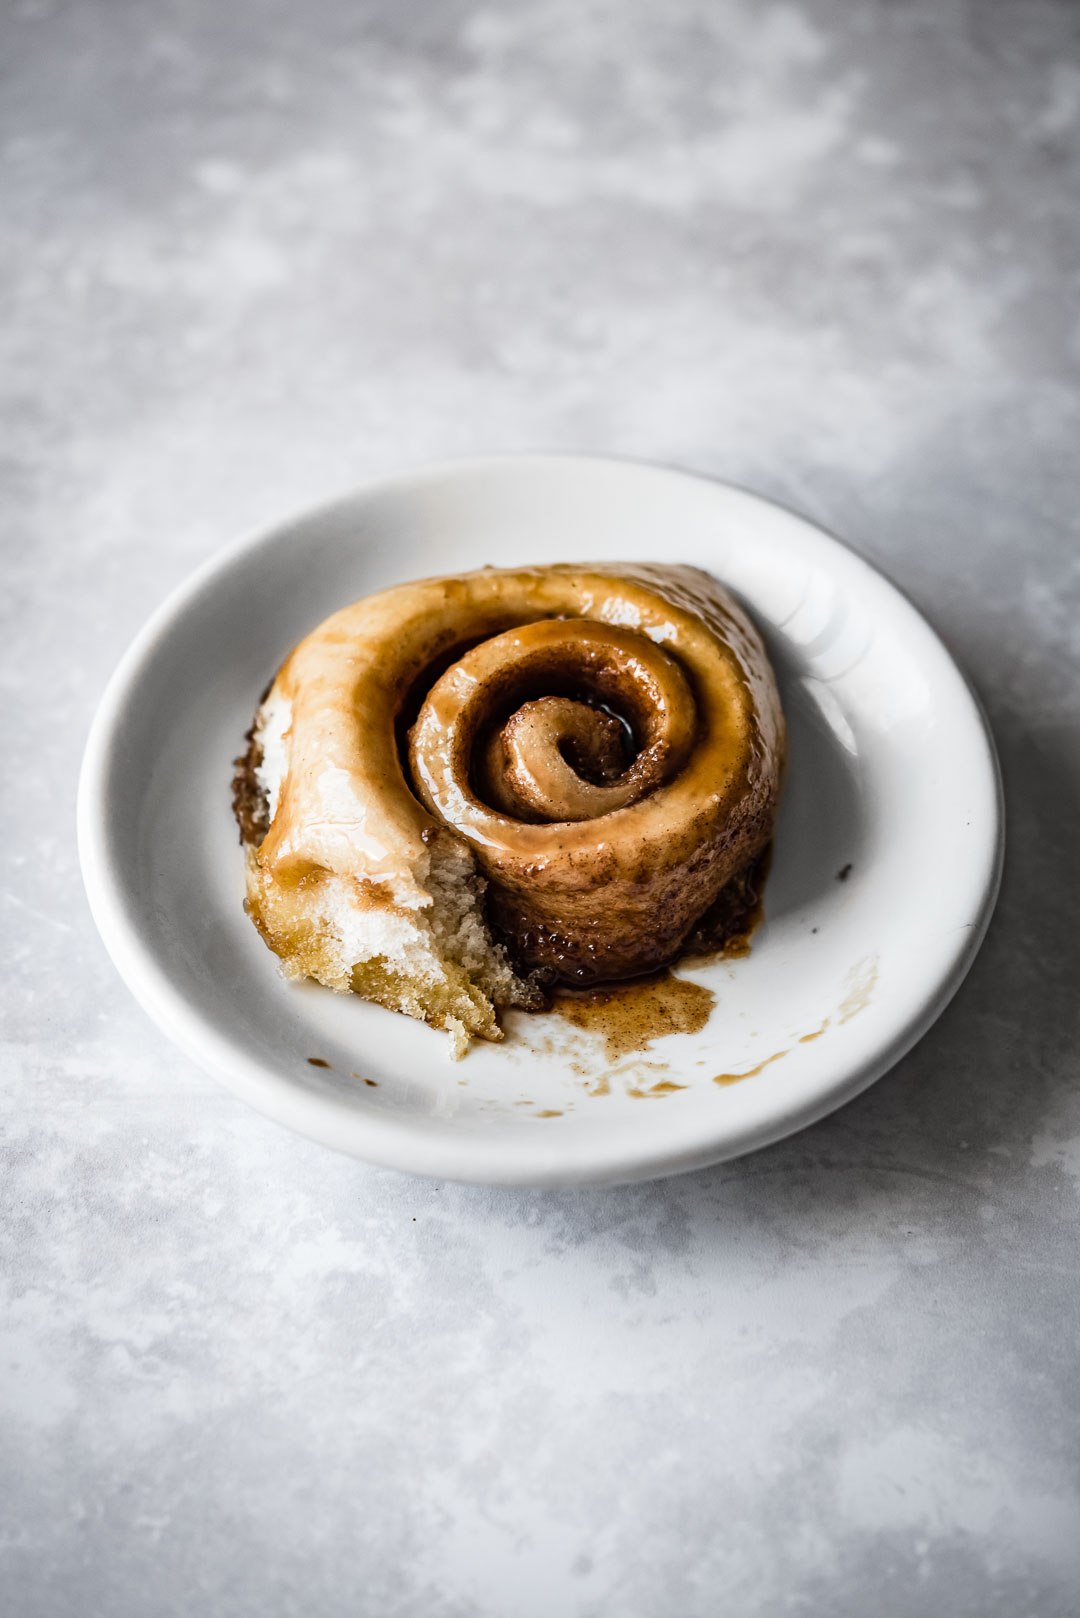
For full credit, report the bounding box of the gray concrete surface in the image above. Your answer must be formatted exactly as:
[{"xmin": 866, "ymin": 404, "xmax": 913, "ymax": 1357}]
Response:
[{"xmin": 3, "ymin": 1, "xmax": 1080, "ymax": 1613}]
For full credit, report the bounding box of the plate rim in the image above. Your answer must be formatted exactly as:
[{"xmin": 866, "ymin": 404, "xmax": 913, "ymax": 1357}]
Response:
[{"xmin": 77, "ymin": 453, "xmax": 1005, "ymax": 1186}]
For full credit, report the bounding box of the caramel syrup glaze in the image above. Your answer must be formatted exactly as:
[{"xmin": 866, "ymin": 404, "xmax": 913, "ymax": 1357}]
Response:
[
  {"xmin": 406, "ymin": 568, "xmax": 784, "ymax": 985},
  {"xmin": 713, "ymin": 1049, "xmax": 788, "ymax": 1085},
  {"xmin": 550, "ymin": 973, "xmax": 715, "ymax": 1062}
]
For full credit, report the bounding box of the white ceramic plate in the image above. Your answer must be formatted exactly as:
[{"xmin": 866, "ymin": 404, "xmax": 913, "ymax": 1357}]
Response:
[{"xmin": 78, "ymin": 456, "xmax": 1002, "ymax": 1187}]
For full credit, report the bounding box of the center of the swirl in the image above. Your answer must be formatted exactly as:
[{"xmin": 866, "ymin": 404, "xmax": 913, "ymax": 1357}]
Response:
[
  {"xmin": 408, "ymin": 618, "xmax": 698, "ymax": 827},
  {"xmin": 482, "ymin": 696, "xmax": 637, "ymax": 821}
]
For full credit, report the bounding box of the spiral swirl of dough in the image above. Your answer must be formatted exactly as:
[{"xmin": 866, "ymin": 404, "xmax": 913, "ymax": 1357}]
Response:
[{"xmin": 254, "ymin": 563, "xmax": 784, "ymax": 989}]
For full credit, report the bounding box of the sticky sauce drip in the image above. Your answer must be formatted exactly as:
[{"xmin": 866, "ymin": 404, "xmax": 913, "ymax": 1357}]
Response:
[
  {"xmin": 550, "ymin": 971, "xmax": 715, "ymax": 1061},
  {"xmin": 838, "ymin": 957, "xmax": 878, "ymax": 1023},
  {"xmin": 626, "ymin": 1079, "xmax": 689, "ymax": 1099},
  {"xmin": 711, "ymin": 1000, "xmax": 856, "ymax": 1088},
  {"xmin": 713, "ymin": 1048, "xmax": 788, "ymax": 1086}
]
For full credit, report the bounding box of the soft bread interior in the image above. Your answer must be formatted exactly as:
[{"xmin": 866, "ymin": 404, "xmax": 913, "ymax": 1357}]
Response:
[{"xmin": 239, "ymin": 698, "xmax": 539, "ymax": 1059}]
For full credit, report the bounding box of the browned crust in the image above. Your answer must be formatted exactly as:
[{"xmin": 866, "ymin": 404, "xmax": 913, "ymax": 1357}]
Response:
[
  {"xmin": 682, "ymin": 843, "xmax": 772, "ymax": 960},
  {"xmin": 486, "ymin": 837, "xmax": 773, "ymax": 987},
  {"xmin": 231, "ymin": 688, "xmax": 272, "ymax": 847}
]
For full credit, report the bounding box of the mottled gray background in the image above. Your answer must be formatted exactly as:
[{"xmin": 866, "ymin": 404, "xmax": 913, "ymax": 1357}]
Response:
[{"xmin": 3, "ymin": 0, "xmax": 1079, "ymax": 1613}]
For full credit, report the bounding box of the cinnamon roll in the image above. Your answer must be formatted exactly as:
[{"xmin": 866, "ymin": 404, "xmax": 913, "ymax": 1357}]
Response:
[{"xmin": 233, "ymin": 564, "xmax": 785, "ymax": 1057}]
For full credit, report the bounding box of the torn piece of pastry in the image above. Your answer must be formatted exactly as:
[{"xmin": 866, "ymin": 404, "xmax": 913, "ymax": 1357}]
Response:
[{"xmin": 232, "ymin": 564, "xmax": 786, "ymax": 1058}]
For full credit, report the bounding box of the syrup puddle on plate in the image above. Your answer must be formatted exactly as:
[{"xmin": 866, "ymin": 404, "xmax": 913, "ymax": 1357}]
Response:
[
  {"xmin": 483, "ymin": 953, "xmax": 878, "ymax": 1116},
  {"xmin": 548, "ymin": 971, "xmax": 715, "ymax": 1062}
]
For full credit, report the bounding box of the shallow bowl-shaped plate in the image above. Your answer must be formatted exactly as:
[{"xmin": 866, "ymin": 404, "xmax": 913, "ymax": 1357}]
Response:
[{"xmin": 78, "ymin": 456, "xmax": 1002, "ymax": 1186}]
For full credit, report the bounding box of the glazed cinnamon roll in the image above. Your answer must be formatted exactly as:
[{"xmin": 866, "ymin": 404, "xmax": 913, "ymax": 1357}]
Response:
[{"xmin": 233, "ymin": 564, "xmax": 785, "ymax": 1056}]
